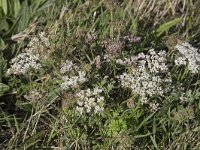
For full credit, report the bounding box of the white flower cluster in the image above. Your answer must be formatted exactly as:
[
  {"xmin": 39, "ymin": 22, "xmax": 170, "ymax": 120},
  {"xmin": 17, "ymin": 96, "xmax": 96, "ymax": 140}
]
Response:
[
  {"xmin": 38, "ymin": 32, "xmax": 50, "ymax": 47},
  {"xmin": 60, "ymin": 59, "xmax": 87, "ymax": 90},
  {"xmin": 104, "ymin": 54, "xmax": 115, "ymax": 63},
  {"xmin": 117, "ymin": 49, "xmax": 168, "ymax": 73},
  {"xmin": 24, "ymin": 89, "xmax": 43, "ymax": 102},
  {"xmin": 175, "ymin": 42, "xmax": 200, "ymax": 73},
  {"xmin": 60, "ymin": 60, "xmax": 79, "ymax": 74},
  {"xmin": 116, "ymin": 56, "xmax": 137, "ymax": 66},
  {"xmin": 179, "ymin": 89, "xmax": 193, "ymax": 103},
  {"xmin": 26, "ymin": 32, "xmax": 51, "ymax": 60},
  {"xmin": 60, "ymin": 71, "xmax": 87, "ymax": 90},
  {"xmin": 76, "ymin": 87, "xmax": 104, "ymax": 114},
  {"xmin": 28, "ymin": 32, "xmax": 50, "ymax": 52},
  {"xmin": 117, "ymin": 49, "xmax": 172, "ymax": 111},
  {"xmin": 6, "ymin": 52, "xmax": 42, "ymax": 75},
  {"xmin": 149, "ymin": 102, "xmax": 159, "ymax": 112},
  {"xmin": 6, "ymin": 32, "xmax": 51, "ymax": 76}
]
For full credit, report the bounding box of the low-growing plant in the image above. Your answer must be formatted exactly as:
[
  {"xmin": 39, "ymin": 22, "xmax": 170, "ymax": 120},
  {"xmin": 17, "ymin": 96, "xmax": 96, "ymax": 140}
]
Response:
[{"xmin": 1, "ymin": 0, "xmax": 200, "ymax": 149}]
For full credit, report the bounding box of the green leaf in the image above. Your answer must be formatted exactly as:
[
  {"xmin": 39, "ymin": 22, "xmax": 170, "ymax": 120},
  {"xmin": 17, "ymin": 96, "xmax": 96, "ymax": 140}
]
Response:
[
  {"xmin": 0, "ymin": 7, "xmax": 5, "ymax": 19},
  {"xmin": 15, "ymin": 100, "xmax": 32, "ymax": 112},
  {"xmin": 35, "ymin": 0, "xmax": 55, "ymax": 12},
  {"xmin": 17, "ymin": 0, "xmax": 29, "ymax": 32},
  {"xmin": 13, "ymin": 0, "xmax": 21, "ymax": 18},
  {"xmin": 150, "ymin": 135, "xmax": 158, "ymax": 149},
  {"xmin": 0, "ymin": 0, "xmax": 8, "ymax": 15},
  {"xmin": 19, "ymin": 131, "xmax": 46, "ymax": 149},
  {"xmin": 156, "ymin": 18, "xmax": 182, "ymax": 37},
  {"xmin": 0, "ymin": 37, "xmax": 5, "ymax": 50},
  {"xmin": 4, "ymin": 14, "xmax": 20, "ymax": 37},
  {"xmin": 134, "ymin": 132, "xmax": 152, "ymax": 138},
  {"xmin": 32, "ymin": 0, "xmax": 44, "ymax": 9},
  {"xmin": 0, "ymin": 52, "xmax": 6, "ymax": 81},
  {"xmin": 46, "ymin": 87, "xmax": 61, "ymax": 104},
  {"xmin": 136, "ymin": 112, "xmax": 155, "ymax": 131},
  {"xmin": 0, "ymin": 18, "xmax": 9, "ymax": 32},
  {"xmin": 0, "ymin": 82, "xmax": 9, "ymax": 96}
]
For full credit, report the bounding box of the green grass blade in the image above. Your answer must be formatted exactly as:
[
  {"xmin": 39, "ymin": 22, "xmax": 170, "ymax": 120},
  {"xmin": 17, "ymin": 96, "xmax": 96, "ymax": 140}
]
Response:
[
  {"xmin": 136, "ymin": 113, "xmax": 155, "ymax": 131},
  {"xmin": 19, "ymin": 131, "xmax": 46, "ymax": 149},
  {"xmin": 156, "ymin": 18, "xmax": 182, "ymax": 37},
  {"xmin": 0, "ymin": 82, "xmax": 9, "ymax": 96},
  {"xmin": 13, "ymin": 0, "xmax": 21, "ymax": 18},
  {"xmin": 0, "ymin": 0, "xmax": 7, "ymax": 15}
]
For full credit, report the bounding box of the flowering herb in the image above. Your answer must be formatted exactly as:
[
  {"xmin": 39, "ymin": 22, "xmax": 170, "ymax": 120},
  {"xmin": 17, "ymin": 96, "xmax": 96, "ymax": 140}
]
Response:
[
  {"xmin": 175, "ymin": 42, "xmax": 200, "ymax": 74},
  {"xmin": 76, "ymin": 87, "xmax": 104, "ymax": 114}
]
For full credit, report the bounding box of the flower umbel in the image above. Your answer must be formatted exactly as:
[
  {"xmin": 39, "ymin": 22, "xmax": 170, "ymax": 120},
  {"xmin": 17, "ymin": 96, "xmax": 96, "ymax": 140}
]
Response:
[
  {"xmin": 76, "ymin": 87, "xmax": 104, "ymax": 114},
  {"xmin": 60, "ymin": 71, "xmax": 87, "ymax": 90},
  {"xmin": 6, "ymin": 52, "xmax": 42, "ymax": 75},
  {"xmin": 175, "ymin": 42, "xmax": 200, "ymax": 73},
  {"xmin": 117, "ymin": 49, "xmax": 172, "ymax": 111}
]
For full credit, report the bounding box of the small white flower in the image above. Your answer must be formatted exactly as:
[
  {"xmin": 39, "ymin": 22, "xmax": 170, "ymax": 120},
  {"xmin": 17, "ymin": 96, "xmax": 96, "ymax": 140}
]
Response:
[
  {"xmin": 86, "ymin": 89, "xmax": 91, "ymax": 96},
  {"xmin": 175, "ymin": 57, "xmax": 187, "ymax": 66},
  {"xmin": 76, "ymin": 106, "xmax": 84, "ymax": 115},
  {"xmin": 175, "ymin": 42, "xmax": 200, "ymax": 73},
  {"xmin": 180, "ymin": 95, "xmax": 187, "ymax": 103},
  {"xmin": 77, "ymin": 100, "xmax": 84, "ymax": 106},
  {"xmin": 86, "ymin": 107, "xmax": 91, "ymax": 113},
  {"xmin": 117, "ymin": 49, "xmax": 173, "ymax": 111},
  {"xmin": 75, "ymin": 87, "xmax": 104, "ymax": 114},
  {"xmin": 60, "ymin": 60, "xmax": 74, "ymax": 74},
  {"xmin": 149, "ymin": 102, "xmax": 159, "ymax": 112},
  {"xmin": 24, "ymin": 89, "xmax": 43, "ymax": 102},
  {"xmin": 97, "ymin": 96, "xmax": 104, "ymax": 103},
  {"xmin": 88, "ymin": 97, "xmax": 95, "ymax": 105},
  {"xmin": 93, "ymin": 87, "xmax": 103, "ymax": 95},
  {"xmin": 94, "ymin": 105, "xmax": 104, "ymax": 113},
  {"xmin": 6, "ymin": 52, "xmax": 42, "ymax": 75},
  {"xmin": 60, "ymin": 70, "xmax": 87, "ymax": 90}
]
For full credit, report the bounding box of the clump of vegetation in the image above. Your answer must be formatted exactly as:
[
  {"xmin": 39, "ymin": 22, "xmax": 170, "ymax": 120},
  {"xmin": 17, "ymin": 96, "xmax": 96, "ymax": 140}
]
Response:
[{"xmin": 1, "ymin": 0, "xmax": 200, "ymax": 149}]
